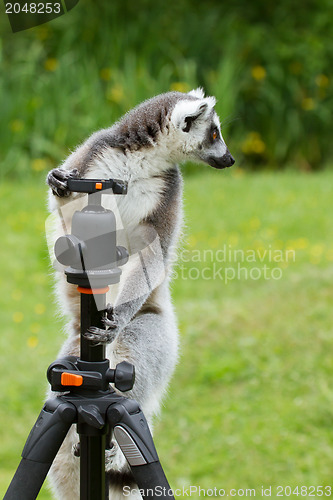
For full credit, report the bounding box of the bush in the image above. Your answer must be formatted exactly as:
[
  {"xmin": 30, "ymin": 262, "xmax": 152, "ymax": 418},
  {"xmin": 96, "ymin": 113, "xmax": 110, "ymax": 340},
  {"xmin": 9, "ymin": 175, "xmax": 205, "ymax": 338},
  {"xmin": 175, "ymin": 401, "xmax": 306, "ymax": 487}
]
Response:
[{"xmin": 1, "ymin": 0, "xmax": 332, "ymax": 178}]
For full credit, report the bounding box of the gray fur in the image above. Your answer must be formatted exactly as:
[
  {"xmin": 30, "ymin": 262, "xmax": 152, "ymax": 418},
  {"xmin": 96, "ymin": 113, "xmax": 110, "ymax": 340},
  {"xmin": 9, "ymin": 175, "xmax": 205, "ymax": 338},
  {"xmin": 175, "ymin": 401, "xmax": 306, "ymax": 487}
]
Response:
[
  {"xmin": 110, "ymin": 92, "xmax": 191, "ymax": 150},
  {"xmin": 59, "ymin": 92, "xmax": 196, "ymax": 179},
  {"xmin": 46, "ymin": 89, "xmax": 234, "ymax": 499}
]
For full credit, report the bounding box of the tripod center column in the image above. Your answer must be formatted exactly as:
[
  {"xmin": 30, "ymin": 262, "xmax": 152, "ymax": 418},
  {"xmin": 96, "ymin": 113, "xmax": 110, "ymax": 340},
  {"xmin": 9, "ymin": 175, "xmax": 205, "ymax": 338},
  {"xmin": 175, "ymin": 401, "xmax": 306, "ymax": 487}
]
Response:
[{"xmin": 79, "ymin": 290, "xmax": 107, "ymax": 362}]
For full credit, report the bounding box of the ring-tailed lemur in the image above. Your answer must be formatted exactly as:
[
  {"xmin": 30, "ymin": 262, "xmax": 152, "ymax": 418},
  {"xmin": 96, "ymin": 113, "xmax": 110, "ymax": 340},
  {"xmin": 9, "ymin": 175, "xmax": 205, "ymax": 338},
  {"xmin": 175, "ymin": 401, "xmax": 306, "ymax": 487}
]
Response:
[{"xmin": 46, "ymin": 88, "xmax": 234, "ymax": 500}]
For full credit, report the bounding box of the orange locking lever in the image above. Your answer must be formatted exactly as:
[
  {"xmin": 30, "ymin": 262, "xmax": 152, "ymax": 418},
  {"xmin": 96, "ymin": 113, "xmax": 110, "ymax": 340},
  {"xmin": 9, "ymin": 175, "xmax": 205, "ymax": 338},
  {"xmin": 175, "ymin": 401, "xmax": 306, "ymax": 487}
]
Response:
[{"xmin": 61, "ymin": 372, "xmax": 83, "ymax": 387}]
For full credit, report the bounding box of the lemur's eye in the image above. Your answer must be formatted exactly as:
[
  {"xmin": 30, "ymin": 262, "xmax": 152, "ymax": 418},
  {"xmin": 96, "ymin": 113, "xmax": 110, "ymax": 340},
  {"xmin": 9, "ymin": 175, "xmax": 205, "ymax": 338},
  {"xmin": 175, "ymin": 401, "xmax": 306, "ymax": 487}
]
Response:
[{"xmin": 212, "ymin": 130, "xmax": 218, "ymax": 140}]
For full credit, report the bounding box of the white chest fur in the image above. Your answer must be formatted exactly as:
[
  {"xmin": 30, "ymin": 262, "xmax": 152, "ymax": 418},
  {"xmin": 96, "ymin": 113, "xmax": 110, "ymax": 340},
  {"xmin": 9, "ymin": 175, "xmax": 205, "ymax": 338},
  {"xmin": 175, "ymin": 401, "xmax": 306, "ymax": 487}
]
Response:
[
  {"xmin": 82, "ymin": 149, "xmax": 170, "ymax": 307},
  {"xmin": 88, "ymin": 148, "xmax": 169, "ymax": 226}
]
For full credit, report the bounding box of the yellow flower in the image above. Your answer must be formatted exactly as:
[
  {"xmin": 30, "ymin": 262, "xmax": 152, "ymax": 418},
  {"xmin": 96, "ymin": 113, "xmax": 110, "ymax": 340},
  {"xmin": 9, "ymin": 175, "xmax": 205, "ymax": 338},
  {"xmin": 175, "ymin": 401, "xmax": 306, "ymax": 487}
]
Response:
[
  {"xmin": 10, "ymin": 119, "xmax": 24, "ymax": 133},
  {"xmin": 106, "ymin": 84, "xmax": 124, "ymax": 104},
  {"xmin": 241, "ymin": 132, "xmax": 266, "ymax": 155},
  {"xmin": 27, "ymin": 336, "xmax": 39, "ymax": 348},
  {"xmin": 31, "ymin": 158, "xmax": 48, "ymax": 172},
  {"xmin": 315, "ymin": 74, "xmax": 329, "ymax": 88},
  {"xmin": 100, "ymin": 68, "xmax": 112, "ymax": 81},
  {"xmin": 13, "ymin": 312, "xmax": 24, "ymax": 323},
  {"xmin": 252, "ymin": 139, "xmax": 265, "ymax": 154},
  {"xmin": 44, "ymin": 58, "xmax": 58, "ymax": 72},
  {"xmin": 289, "ymin": 238, "xmax": 309, "ymax": 250},
  {"xmin": 253, "ymin": 240, "xmax": 264, "ymax": 250},
  {"xmin": 228, "ymin": 233, "xmax": 239, "ymax": 246},
  {"xmin": 326, "ymin": 248, "xmax": 333, "ymax": 261},
  {"xmin": 170, "ymin": 82, "xmax": 191, "ymax": 93},
  {"xmin": 301, "ymin": 98, "xmax": 315, "ymax": 111},
  {"xmin": 35, "ymin": 303, "xmax": 46, "ymax": 315},
  {"xmin": 251, "ymin": 65, "xmax": 266, "ymax": 81},
  {"xmin": 308, "ymin": 244, "xmax": 323, "ymax": 265},
  {"xmin": 310, "ymin": 244, "xmax": 324, "ymax": 258},
  {"xmin": 249, "ymin": 217, "xmax": 261, "ymax": 231},
  {"xmin": 19, "ymin": 211, "xmax": 28, "ymax": 223}
]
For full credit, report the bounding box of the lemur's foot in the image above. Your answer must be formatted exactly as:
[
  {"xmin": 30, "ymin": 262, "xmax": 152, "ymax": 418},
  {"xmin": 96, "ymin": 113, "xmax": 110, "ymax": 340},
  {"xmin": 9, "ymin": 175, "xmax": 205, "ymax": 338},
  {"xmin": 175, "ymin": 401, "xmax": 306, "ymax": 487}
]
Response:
[
  {"xmin": 84, "ymin": 326, "xmax": 117, "ymax": 344},
  {"xmin": 85, "ymin": 304, "xmax": 121, "ymax": 344},
  {"xmin": 72, "ymin": 441, "xmax": 125, "ymax": 471},
  {"xmin": 72, "ymin": 442, "xmax": 80, "ymax": 457},
  {"xmin": 105, "ymin": 441, "xmax": 127, "ymax": 472},
  {"xmin": 47, "ymin": 167, "xmax": 80, "ymax": 197}
]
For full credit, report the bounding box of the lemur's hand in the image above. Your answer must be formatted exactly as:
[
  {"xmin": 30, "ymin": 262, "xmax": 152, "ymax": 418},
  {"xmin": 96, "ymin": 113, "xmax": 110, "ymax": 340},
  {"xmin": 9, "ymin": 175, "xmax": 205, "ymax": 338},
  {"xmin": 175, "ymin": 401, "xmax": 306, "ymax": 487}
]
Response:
[
  {"xmin": 47, "ymin": 167, "xmax": 80, "ymax": 197},
  {"xmin": 84, "ymin": 304, "xmax": 123, "ymax": 344}
]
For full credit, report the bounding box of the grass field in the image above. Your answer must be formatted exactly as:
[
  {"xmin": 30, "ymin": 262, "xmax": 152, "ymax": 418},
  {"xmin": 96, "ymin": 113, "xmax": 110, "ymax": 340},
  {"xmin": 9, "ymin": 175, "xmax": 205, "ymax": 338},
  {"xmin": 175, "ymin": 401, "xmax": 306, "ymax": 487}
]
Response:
[{"xmin": 0, "ymin": 168, "xmax": 332, "ymax": 499}]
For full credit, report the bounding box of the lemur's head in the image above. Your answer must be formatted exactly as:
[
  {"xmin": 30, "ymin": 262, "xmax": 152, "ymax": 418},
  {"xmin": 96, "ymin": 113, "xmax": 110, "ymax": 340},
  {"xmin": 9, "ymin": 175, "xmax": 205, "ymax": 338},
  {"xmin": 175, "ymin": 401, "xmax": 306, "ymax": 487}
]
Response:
[
  {"xmin": 170, "ymin": 88, "xmax": 235, "ymax": 169},
  {"xmin": 113, "ymin": 88, "xmax": 234, "ymax": 171}
]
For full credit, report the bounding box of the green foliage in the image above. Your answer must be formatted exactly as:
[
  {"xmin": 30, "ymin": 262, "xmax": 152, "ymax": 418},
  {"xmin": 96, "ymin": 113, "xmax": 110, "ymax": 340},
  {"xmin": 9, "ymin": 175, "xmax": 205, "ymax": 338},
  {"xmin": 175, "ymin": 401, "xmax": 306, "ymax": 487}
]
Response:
[
  {"xmin": 0, "ymin": 0, "xmax": 333, "ymax": 179},
  {"xmin": 0, "ymin": 170, "xmax": 333, "ymax": 497}
]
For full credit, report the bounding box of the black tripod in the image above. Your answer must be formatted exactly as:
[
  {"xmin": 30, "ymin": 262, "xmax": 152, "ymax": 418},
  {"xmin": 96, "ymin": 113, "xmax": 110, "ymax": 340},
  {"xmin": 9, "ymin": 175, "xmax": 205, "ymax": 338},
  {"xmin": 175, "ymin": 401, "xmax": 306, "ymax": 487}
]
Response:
[{"xmin": 4, "ymin": 179, "xmax": 175, "ymax": 500}]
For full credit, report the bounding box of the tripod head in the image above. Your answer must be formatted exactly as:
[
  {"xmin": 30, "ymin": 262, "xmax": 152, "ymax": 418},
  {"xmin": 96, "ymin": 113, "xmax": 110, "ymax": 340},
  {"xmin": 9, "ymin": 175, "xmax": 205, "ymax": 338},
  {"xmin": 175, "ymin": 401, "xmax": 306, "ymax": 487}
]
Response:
[{"xmin": 54, "ymin": 178, "xmax": 128, "ymax": 288}]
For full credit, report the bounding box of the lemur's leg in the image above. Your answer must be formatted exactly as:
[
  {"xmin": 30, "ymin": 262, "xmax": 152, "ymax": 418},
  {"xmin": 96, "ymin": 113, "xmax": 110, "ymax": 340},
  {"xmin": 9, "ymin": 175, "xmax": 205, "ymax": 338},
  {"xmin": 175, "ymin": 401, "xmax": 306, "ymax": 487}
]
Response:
[
  {"xmin": 109, "ymin": 308, "xmax": 179, "ymax": 409},
  {"xmin": 106, "ymin": 307, "xmax": 178, "ymax": 498},
  {"xmin": 85, "ymin": 223, "xmax": 166, "ymax": 345}
]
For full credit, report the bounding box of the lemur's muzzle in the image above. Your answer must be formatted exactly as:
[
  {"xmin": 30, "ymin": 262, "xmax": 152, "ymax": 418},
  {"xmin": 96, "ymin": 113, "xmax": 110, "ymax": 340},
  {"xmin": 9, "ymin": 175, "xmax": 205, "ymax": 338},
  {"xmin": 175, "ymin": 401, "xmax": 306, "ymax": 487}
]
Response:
[
  {"xmin": 221, "ymin": 152, "xmax": 235, "ymax": 168},
  {"xmin": 208, "ymin": 150, "xmax": 235, "ymax": 169}
]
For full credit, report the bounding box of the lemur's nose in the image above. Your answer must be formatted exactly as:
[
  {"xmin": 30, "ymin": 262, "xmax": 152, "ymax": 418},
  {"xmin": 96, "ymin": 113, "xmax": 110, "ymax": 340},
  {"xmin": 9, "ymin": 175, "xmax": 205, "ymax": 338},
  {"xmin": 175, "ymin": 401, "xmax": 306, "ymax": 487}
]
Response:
[{"xmin": 221, "ymin": 152, "xmax": 235, "ymax": 167}]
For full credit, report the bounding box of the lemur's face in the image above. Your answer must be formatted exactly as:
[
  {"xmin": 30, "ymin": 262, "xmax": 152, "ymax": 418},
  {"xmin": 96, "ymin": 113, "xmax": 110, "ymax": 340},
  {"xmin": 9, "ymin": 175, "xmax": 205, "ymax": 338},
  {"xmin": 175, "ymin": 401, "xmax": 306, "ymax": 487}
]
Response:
[
  {"xmin": 170, "ymin": 90, "xmax": 235, "ymax": 169},
  {"xmin": 196, "ymin": 110, "xmax": 234, "ymax": 169}
]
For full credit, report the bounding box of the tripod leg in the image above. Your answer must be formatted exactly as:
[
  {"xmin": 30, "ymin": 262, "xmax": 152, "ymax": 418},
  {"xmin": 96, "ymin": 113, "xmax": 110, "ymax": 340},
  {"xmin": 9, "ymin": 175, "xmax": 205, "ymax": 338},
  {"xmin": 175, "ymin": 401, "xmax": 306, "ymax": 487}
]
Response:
[
  {"xmin": 4, "ymin": 398, "xmax": 76, "ymax": 500},
  {"xmin": 107, "ymin": 400, "xmax": 175, "ymax": 500}
]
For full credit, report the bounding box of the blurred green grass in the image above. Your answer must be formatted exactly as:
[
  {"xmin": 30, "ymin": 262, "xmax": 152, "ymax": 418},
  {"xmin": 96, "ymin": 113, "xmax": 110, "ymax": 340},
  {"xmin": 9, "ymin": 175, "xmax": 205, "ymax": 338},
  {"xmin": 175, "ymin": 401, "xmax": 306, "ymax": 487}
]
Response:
[{"xmin": 0, "ymin": 168, "xmax": 333, "ymax": 498}]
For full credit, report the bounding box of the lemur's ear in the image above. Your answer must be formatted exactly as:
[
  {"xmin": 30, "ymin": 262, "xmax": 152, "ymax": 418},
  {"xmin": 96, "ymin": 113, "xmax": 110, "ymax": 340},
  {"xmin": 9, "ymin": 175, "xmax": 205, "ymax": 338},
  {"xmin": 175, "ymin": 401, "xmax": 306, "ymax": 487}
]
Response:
[
  {"xmin": 188, "ymin": 87, "xmax": 205, "ymax": 99},
  {"xmin": 171, "ymin": 97, "xmax": 216, "ymax": 133}
]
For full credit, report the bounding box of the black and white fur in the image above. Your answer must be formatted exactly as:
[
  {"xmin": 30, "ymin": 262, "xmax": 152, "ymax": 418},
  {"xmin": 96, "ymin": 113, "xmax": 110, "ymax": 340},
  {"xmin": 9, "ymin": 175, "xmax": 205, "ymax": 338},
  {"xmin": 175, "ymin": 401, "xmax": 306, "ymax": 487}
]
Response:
[{"xmin": 46, "ymin": 88, "xmax": 234, "ymax": 500}]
